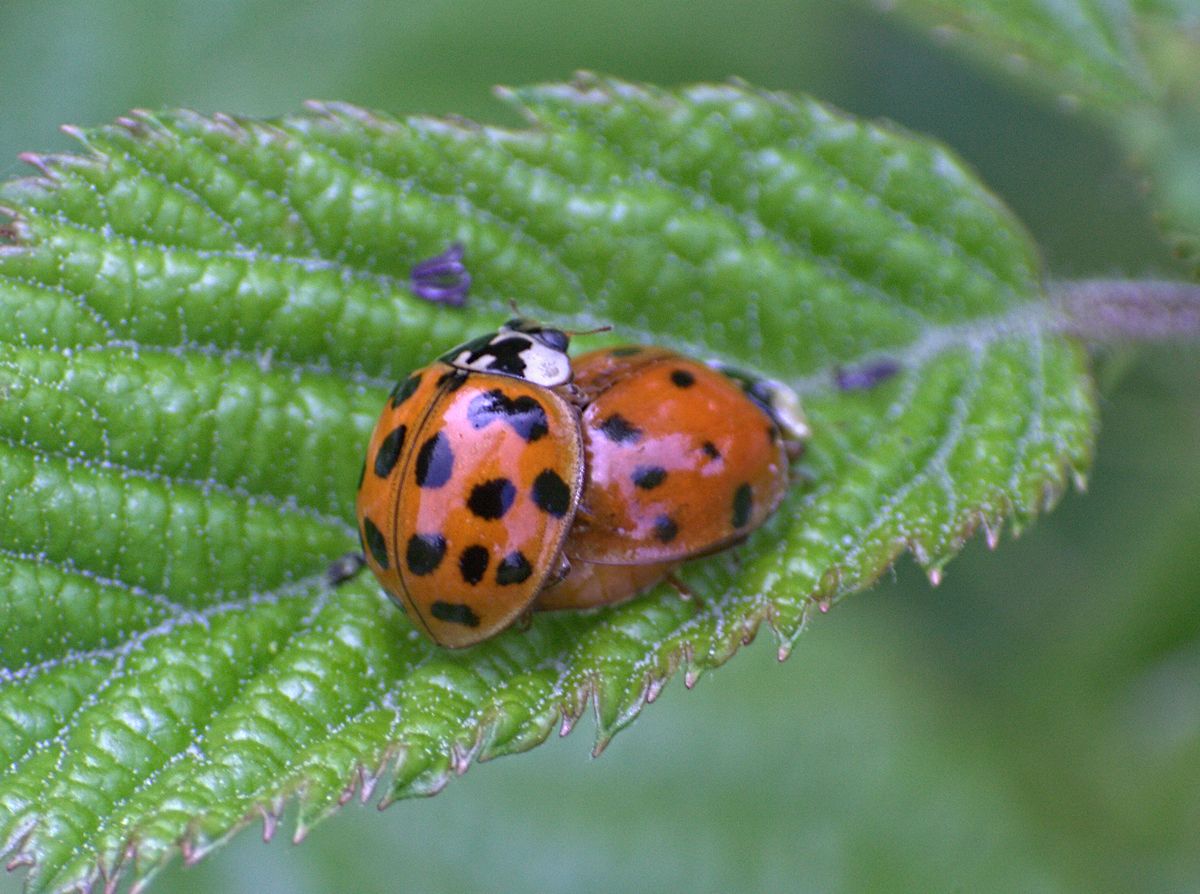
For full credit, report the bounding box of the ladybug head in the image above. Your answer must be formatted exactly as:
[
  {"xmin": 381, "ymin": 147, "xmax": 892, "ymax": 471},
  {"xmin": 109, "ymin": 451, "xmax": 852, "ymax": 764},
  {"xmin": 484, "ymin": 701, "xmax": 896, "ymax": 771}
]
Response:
[
  {"xmin": 711, "ymin": 362, "xmax": 811, "ymax": 449},
  {"xmin": 502, "ymin": 318, "xmax": 571, "ymax": 354},
  {"xmin": 441, "ymin": 318, "xmax": 573, "ymax": 386}
]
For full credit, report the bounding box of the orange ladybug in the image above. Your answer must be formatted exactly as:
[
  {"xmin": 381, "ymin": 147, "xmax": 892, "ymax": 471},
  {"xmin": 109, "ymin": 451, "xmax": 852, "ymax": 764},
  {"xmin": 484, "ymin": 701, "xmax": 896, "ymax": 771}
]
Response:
[
  {"xmin": 354, "ymin": 321, "xmax": 807, "ymax": 645},
  {"xmin": 355, "ymin": 320, "xmax": 583, "ymax": 648},
  {"xmin": 531, "ymin": 346, "xmax": 807, "ymax": 612},
  {"xmin": 565, "ymin": 346, "xmax": 806, "ymax": 565}
]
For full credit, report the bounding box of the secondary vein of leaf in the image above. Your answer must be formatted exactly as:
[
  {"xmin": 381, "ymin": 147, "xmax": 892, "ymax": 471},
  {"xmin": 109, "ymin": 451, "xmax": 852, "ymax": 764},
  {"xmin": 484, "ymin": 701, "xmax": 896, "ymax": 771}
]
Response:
[{"xmin": 0, "ymin": 574, "xmax": 324, "ymax": 687}]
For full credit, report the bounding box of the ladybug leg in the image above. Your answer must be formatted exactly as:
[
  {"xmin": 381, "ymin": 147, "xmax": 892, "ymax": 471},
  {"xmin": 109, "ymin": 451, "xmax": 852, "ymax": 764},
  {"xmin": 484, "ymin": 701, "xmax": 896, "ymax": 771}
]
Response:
[
  {"xmin": 558, "ymin": 381, "xmax": 591, "ymax": 409},
  {"xmin": 570, "ymin": 501, "xmax": 599, "ymax": 529},
  {"xmin": 664, "ymin": 572, "xmax": 704, "ymax": 609},
  {"xmin": 560, "ymin": 555, "xmax": 572, "ymax": 576},
  {"xmin": 545, "ymin": 554, "xmax": 572, "ymax": 587},
  {"xmin": 515, "ymin": 606, "xmax": 535, "ymax": 631},
  {"xmin": 324, "ymin": 552, "xmax": 366, "ymax": 587}
]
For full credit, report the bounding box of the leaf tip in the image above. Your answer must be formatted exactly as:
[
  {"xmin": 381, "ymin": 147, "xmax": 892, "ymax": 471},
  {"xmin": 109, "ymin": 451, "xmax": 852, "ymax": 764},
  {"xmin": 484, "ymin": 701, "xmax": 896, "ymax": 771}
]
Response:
[
  {"xmin": 5, "ymin": 853, "xmax": 34, "ymax": 871},
  {"xmin": 982, "ymin": 519, "xmax": 1002, "ymax": 550},
  {"xmin": 450, "ymin": 742, "xmax": 476, "ymax": 776},
  {"xmin": 0, "ymin": 205, "xmax": 30, "ymax": 251},
  {"xmin": 57, "ymin": 123, "xmax": 92, "ymax": 150},
  {"xmin": 338, "ymin": 770, "xmax": 361, "ymax": 807},
  {"xmin": 178, "ymin": 834, "xmax": 199, "ymax": 867},
  {"xmin": 16, "ymin": 148, "xmax": 104, "ymax": 183},
  {"xmin": 559, "ymin": 709, "xmax": 577, "ymax": 737},
  {"xmin": 305, "ymin": 100, "xmax": 386, "ymax": 128},
  {"xmin": 258, "ymin": 802, "xmax": 282, "ymax": 843},
  {"xmin": 114, "ymin": 114, "xmax": 150, "ymax": 136},
  {"xmin": 644, "ymin": 675, "xmax": 666, "ymax": 703},
  {"xmin": 360, "ymin": 760, "xmax": 388, "ymax": 805},
  {"xmin": 16, "ymin": 151, "xmax": 55, "ymax": 178},
  {"xmin": 776, "ymin": 620, "xmax": 807, "ymax": 661}
]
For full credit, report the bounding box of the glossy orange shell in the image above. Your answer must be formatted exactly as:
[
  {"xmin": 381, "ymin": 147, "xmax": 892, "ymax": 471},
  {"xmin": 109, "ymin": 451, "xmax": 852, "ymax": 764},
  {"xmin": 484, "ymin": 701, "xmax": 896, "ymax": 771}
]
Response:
[
  {"xmin": 566, "ymin": 346, "xmax": 790, "ymax": 565},
  {"xmin": 356, "ymin": 362, "xmax": 583, "ymax": 648}
]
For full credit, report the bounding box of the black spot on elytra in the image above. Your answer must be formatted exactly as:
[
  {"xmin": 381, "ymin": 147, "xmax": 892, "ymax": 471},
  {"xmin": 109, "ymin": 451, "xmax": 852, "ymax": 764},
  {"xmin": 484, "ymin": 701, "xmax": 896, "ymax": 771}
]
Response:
[
  {"xmin": 653, "ymin": 515, "xmax": 678, "ymax": 544},
  {"xmin": 437, "ymin": 368, "xmax": 469, "ymax": 391},
  {"xmin": 609, "ymin": 346, "xmax": 642, "ymax": 357},
  {"xmin": 414, "ymin": 432, "xmax": 454, "ymax": 488},
  {"xmin": 373, "ymin": 425, "xmax": 407, "ymax": 478},
  {"xmin": 405, "ymin": 533, "xmax": 446, "ymax": 575},
  {"xmin": 467, "ymin": 389, "xmax": 549, "ymax": 442},
  {"xmin": 363, "ymin": 518, "xmax": 389, "ymax": 570},
  {"xmin": 701, "ymin": 441, "xmax": 721, "ymax": 460},
  {"xmin": 467, "ymin": 477, "xmax": 516, "ymax": 520},
  {"xmin": 458, "ymin": 545, "xmax": 490, "ymax": 585},
  {"xmin": 532, "ymin": 469, "xmax": 572, "ymax": 518},
  {"xmin": 632, "ymin": 465, "xmax": 667, "ymax": 490},
  {"xmin": 597, "ymin": 413, "xmax": 642, "ymax": 445},
  {"xmin": 389, "ymin": 374, "xmax": 422, "ymax": 409},
  {"xmin": 496, "ymin": 551, "xmax": 533, "ymax": 585},
  {"xmin": 431, "ymin": 600, "xmax": 480, "ymax": 627},
  {"xmin": 732, "ymin": 483, "xmax": 753, "ymax": 529},
  {"xmin": 670, "ymin": 369, "xmax": 696, "ymax": 388}
]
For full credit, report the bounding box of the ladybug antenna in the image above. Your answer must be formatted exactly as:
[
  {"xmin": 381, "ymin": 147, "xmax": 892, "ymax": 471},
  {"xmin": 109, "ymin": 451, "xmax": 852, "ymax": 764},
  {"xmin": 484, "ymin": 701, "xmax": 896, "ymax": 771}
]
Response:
[{"xmin": 564, "ymin": 323, "xmax": 613, "ymax": 337}]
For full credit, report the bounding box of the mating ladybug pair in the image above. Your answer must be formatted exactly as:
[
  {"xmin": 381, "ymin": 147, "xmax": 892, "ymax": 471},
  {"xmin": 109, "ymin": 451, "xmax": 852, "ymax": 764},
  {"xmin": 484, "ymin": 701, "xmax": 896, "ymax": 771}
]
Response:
[{"xmin": 353, "ymin": 319, "xmax": 808, "ymax": 648}]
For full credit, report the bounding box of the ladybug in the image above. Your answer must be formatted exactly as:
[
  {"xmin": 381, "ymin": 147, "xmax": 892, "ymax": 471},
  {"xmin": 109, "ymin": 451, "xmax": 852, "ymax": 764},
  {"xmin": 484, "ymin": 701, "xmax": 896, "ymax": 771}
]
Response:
[
  {"xmin": 531, "ymin": 347, "xmax": 807, "ymax": 614},
  {"xmin": 560, "ymin": 345, "xmax": 807, "ymax": 568},
  {"xmin": 355, "ymin": 320, "xmax": 808, "ymax": 645},
  {"xmin": 355, "ymin": 319, "xmax": 583, "ymax": 648}
]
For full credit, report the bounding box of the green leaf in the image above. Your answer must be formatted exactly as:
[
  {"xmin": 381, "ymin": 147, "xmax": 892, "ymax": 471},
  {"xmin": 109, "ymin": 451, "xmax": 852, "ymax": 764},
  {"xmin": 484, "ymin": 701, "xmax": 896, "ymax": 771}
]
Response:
[
  {"xmin": 889, "ymin": 0, "xmax": 1158, "ymax": 113},
  {"xmin": 888, "ymin": 0, "xmax": 1200, "ymax": 266},
  {"xmin": 0, "ymin": 76, "xmax": 1094, "ymax": 892}
]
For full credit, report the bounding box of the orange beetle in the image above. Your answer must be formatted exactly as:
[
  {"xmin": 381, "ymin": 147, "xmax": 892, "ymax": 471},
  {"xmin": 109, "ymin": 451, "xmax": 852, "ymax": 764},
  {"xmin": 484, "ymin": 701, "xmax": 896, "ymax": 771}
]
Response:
[
  {"xmin": 533, "ymin": 345, "xmax": 807, "ymax": 612},
  {"xmin": 561, "ymin": 345, "xmax": 807, "ymax": 567},
  {"xmin": 355, "ymin": 320, "xmax": 583, "ymax": 648}
]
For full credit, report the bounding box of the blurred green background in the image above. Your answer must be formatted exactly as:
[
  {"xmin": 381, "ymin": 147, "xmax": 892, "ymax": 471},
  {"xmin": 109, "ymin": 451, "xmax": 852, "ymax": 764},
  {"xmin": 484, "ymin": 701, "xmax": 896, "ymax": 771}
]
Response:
[{"xmin": 2, "ymin": 1, "xmax": 1197, "ymax": 892}]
